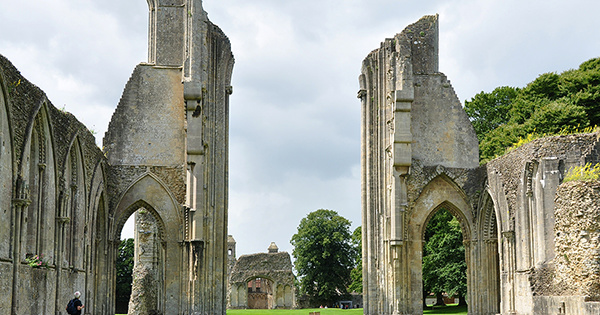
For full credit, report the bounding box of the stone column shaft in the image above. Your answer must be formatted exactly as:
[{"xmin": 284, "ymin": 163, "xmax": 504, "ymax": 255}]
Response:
[{"xmin": 11, "ymin": 178, "xmax": 30, "ymax": 315}]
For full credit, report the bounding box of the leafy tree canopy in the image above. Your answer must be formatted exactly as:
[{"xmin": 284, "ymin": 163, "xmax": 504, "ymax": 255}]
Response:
[
  {"xmin": 422, "ymin": 209, "xmax": 466, "ymax": 304},
  {"xmin": 116, "ymin": 238, "xmax": 134, "ymax": 313},
  {"xmin": 291, "ymin": 209, "xmax": 357, "ymax": 306},
  {"xmin": 349, "ymin": 226, "xmax": 362, "ymax": 294},
  {"xmin": 465, "ymin": 57, "xmax": 600, "ymax": 163}
]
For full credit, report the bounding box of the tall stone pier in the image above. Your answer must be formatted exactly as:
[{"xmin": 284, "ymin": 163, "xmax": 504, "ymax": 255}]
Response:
[
  {"xmin": 359, "ymin": 15, "xmax": 483, "ymax": 314},
  {"xmin": 103, "ymin": 0, "xmax": 234, "ymax": 314}
]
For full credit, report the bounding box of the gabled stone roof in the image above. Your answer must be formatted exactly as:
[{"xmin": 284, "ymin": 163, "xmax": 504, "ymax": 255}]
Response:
[{"xmin": 229, "ymin": 251, "xmax": 294, "ymax": 286}]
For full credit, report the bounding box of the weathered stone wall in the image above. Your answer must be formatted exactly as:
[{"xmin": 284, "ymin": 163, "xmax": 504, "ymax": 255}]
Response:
[
  {"xmin": 486, "ymin": 133, "xmax": 597, "ymax": 226},
  {"xmin": 0, "ymin": 53, "xmax": 107, "ymax": 315},
  {"xmin": 552, "ymin": 181, "xmax": 600, "ymax": 300},
  {"xmin": 103, "ymin": 65, "xmax": 185, "ymax": 167}
]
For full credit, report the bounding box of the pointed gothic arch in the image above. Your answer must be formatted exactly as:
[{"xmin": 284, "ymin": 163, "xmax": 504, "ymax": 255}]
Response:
[
  {"xmin": 405, "ymin": 174, "xmax": 474, "ymax": 310},
  {"xmin": 0, "ymin": 70, "xmax": 14, "ymax": 259},
  {"xmin": 63, "ymin": 136, "xmax": 87, "ymax": 269},
  {"xmin": 93, "ymin": 172, "xmax": 184, "ymax": 314},
  {"xmin": 21, "ymin": 102, "xmax": 57, "ymax": 265},
  {"xmin": 410, "ymin": 175, "xmax": 474, "ymax": 241},
  {"xmin": 113, "ymin": 173, "xmax": 180, "ymax": 241}
]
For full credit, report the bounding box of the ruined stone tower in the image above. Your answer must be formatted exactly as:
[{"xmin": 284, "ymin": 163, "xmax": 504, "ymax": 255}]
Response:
[
  {"xmin": 360, "ymin": 15, "xmax": 600, "ymax": 315},
  {"xmin": 103, "ymin": 0, "xmax": 234, "ymax": 313},
  {"xmin": 359, "ymin": 15, "xmax": 483, "ymax": 314}
]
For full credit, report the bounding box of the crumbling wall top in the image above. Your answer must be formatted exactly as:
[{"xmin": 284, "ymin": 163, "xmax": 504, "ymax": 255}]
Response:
[{"xmin": 396, "ymin": 14, "xmax": 439, "ymax": 75}]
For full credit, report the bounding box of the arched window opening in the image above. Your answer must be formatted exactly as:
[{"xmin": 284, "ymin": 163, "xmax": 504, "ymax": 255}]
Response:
[
  {"xmin": 24, "ymin": 119, "xmax": 41, "ymax": 259},
  {"xmin": 65, "ymin": 139, "xmax": 86, "ymax": 269},
  {"xmin": 0, "ymin": 90, "xmax": 12, "ymax": 258},
  {"xmin": 24, "ymin": 113, "xmax": 55, "ymax": 264}
]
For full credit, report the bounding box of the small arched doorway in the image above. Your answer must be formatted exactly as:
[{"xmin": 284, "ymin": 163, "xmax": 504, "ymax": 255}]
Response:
[
  {"xmin": 418, "ymin": 200, "xmax": 471, "ymax": 310},
  {"xmin": 247, "ymin": 277, "xmax": 274, "ymax": 309},
  {"xmin": 415, "ymin": 184, "xmax": 501, "ymax": 315},
  {"xmin": 405, "ymin": 174, "xmax": 502, "ymax": 314}
]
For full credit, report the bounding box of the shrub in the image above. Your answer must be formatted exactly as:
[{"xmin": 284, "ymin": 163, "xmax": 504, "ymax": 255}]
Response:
[{"xmin": 563, "ymin": 163, "xmax": 600, "ymax": 182}]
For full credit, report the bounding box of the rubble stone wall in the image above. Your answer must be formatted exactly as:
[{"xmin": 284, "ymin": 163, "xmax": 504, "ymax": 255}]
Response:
[{"xmin": 531, "ymin": 181, "xmax": 600, "ymax": 302}]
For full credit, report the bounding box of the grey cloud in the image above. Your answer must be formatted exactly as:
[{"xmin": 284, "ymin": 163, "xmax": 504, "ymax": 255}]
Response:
[{"xmin": 3, "ymin": 0, "xmax": 600, "ymax": 256}]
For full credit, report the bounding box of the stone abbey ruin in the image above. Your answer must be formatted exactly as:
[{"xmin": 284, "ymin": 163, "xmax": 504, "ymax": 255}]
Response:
[
  {"xmin": 1, "ymin": 0, "xmax": 232, "ymax": 314},
  {"xmin": 0, "ymin": 1, "xmax": 599, "ymax": 314},
  {"xmin": 359, "ymin": 14, "xmax": 600, "ymax": 315},
  {"xmin": 227, "ymin": 241, "xmax": 296, "ymax": 309}
]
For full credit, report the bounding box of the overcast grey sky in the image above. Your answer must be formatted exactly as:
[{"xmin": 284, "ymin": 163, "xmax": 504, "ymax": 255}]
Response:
[{"xmin": 1, "ymin": 0, "xmax": 599, "ymax": 256}]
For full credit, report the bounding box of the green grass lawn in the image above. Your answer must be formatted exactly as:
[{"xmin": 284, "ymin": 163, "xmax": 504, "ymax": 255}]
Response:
[
  {"xmin": 227, "ymin": 308, "xmax": 363, "ymax": 315},
  {"xmin": 423, "ymin": 304, "xmax": 468, "ymax": 314},
  {"xmin": 119, "ymin": 305, "xmax": 466, "ymax": 315},
  {"xmin": 120, "ymin": 308, "xmax": 362, "ymax": 315}
]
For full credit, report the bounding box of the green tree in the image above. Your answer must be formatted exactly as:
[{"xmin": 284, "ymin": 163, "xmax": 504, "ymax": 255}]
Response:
[
  {"xmin": 560, "ymin": 58, "xmax": 600, "ymax": 125},
  {"xmin": 349, "ymin": 226, "xmax": 362, "ymax": 293},
  {"xmin": 464, "ymin": 86, "xmax": 518, "ymax": 141},
  {"xmin": 422, "ymin": 209, "xmax": 466, "ymax": 306},
  {"xmin": 115, "ymin": 238, "xmax": 134, "ymax": 314},
  {"xmin": 291, "ymin": 209, "xmax": 356, "ymax": 306},
  {"xmin": 465, "ymin": 57, "xmax": 600, "ymax": 163}
]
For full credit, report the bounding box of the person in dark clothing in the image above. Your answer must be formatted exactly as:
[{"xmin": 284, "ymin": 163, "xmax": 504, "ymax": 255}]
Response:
[{"xmin": 72, "ymin": 291, "xmax": 84, "ymax": 315}]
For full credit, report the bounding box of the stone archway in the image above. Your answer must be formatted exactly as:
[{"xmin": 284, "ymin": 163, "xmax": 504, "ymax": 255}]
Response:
[
  {"xmin": 228, "ymin": 250, "xmax": 296, "ymax": 309},
  {"xmin": 95, "ymin": 173, "xmax": 182, "ymax": 314},
  {"xmin": 471, "ymin": 190, "xmax": 501, "ymax": 314},
  {"xmin": 406, "ymin": 176, "xmax": 474, "ymax": 313}
]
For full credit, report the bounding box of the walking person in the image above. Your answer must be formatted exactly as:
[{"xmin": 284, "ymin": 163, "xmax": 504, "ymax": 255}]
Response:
[{"xmin": 66, "ymin": 291, "xmax": 84, "ymax": 315}]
